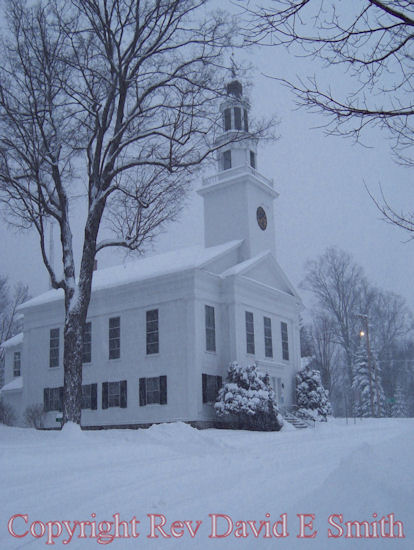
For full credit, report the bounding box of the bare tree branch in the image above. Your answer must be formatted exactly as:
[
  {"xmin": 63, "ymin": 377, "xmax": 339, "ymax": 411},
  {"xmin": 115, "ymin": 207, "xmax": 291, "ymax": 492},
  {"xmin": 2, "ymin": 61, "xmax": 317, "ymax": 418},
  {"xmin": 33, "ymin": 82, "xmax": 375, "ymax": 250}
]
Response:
[{"xmin": 245, "ymin": 0, "xmax": 414, "ymax": 164}]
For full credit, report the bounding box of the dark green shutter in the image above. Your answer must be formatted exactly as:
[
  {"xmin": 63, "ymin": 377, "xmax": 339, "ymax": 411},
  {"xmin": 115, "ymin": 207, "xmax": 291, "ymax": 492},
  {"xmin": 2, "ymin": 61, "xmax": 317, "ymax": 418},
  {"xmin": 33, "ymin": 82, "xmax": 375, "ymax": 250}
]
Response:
[
  {"xmin": 139, "ymin": 378, "xmax": 146, "ymax": 406},
  {"xmin": 59, "ymin": 387, "xmax": 64, "ymax": 412},
  {"xmin": 102, "ymin": 382, "xmax": 108, "ymax": 409},
  {"xmin": 120, "ymin": 380, "xmax": 127, "ymax": 408},
  {"xmin": 216, "ymin": 376, "xmax": 222, "ymax": 397},
  {"xmin": 44, "ymin": 388, "xmax": 49, "ymax": 412},
  {"xmin": 91, "ymin": 383, "xmax": 97, "ymax": 410},
  {"xmin": 202, "ymin": 374, "xmax": 207, "ymax": 404},
  {"xmin": 160, "ymin": 376, "xmax": 167, "ymax": 405}
]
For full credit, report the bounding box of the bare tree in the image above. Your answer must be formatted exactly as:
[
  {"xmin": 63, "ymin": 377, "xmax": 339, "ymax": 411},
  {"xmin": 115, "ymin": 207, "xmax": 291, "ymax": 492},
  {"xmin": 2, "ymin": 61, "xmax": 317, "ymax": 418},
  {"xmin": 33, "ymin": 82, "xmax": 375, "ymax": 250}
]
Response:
[
  {"xmin": 301, "ymin": 247, "xmax": 364, "ymax": 389},
  {"xmin": 310, "ymin": 312, "xmax": 339, "ymax": 394},
  {"xmin": 0, "ymin": 0, "xmax": 267, "ymax": 424}
]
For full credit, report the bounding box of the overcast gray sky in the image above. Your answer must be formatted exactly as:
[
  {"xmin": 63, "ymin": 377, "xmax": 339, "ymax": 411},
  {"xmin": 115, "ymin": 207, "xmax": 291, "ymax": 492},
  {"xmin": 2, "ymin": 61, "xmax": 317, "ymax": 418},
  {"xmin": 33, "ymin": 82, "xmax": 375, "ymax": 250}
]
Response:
[{"xmin": 0, "ymin": 11, "xmax": 413, "ymax": 315}]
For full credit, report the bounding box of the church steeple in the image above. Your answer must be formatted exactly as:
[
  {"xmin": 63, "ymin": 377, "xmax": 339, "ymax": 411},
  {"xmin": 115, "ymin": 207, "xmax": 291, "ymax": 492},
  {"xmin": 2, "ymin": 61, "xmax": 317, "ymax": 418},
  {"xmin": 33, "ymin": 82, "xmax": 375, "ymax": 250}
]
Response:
[{"xmin": 198, "ymin": 76, "xmax": 278, "ymax": 261}]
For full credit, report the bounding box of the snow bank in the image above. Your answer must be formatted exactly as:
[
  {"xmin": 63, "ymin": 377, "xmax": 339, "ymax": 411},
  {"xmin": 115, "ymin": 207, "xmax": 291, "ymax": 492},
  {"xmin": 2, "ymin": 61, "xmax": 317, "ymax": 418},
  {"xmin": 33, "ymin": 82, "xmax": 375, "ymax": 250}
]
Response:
[
  {"xmin": 60, "ymin": 421, "xmax": 86, "ymax": 439},
  {"xmin": 0, "ymin": 419, "xmax": 412, "ymax": 549}
]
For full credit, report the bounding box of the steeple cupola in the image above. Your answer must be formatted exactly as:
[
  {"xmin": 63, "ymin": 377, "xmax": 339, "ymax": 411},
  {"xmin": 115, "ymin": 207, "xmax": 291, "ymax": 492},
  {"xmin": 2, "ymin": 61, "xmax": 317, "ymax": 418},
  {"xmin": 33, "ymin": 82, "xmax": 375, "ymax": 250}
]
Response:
[{"xmin": 215, "ymin": 79, "xmax": 258, "ymax": 173}]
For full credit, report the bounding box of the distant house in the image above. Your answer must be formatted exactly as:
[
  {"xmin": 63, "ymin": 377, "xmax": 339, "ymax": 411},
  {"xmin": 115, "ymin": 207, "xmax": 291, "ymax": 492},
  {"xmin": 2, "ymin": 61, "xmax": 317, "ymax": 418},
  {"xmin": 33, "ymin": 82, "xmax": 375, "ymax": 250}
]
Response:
[{"xmin": 0, "ymin": 79, "xmax": 302, "ymax": 429}]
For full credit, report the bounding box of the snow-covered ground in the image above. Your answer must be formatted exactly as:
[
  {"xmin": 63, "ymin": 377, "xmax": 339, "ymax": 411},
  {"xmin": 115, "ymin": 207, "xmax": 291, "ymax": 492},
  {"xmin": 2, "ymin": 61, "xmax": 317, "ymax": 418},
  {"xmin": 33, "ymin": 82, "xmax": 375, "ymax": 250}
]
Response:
[{"xmin": 1, "ymin": 418, "xmax": 413, "ymax": 549}]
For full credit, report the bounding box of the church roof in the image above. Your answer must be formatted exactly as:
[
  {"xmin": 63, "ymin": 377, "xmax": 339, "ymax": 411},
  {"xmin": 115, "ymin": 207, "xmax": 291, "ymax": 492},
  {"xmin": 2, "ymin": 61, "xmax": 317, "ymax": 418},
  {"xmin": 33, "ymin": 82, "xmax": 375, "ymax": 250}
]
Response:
[
  {"xmin": 221, "ymin": 249, "xmax": 301, "ymax": 300},
  {"xmin": 0, "ymin": 376, "xmax": 23, "ymax": 392},
  {"xmin": 221, "ymin": 250, "xmax": 270, "ymax": 277},
  {"xmin": 18, "ymin": 240, "xmax": 243, "ymax": 311},
  {"xmin": 1, "ymin": 332, "xmax": 24, "ymax": 349}
]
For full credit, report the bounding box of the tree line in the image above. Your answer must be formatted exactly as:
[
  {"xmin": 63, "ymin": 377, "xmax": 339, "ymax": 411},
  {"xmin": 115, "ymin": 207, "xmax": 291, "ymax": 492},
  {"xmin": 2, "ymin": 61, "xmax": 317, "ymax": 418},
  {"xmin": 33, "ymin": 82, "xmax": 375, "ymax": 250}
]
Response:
[{"xmin": 300, "ymin": 247, "xmax": 414, "ymax": 417}]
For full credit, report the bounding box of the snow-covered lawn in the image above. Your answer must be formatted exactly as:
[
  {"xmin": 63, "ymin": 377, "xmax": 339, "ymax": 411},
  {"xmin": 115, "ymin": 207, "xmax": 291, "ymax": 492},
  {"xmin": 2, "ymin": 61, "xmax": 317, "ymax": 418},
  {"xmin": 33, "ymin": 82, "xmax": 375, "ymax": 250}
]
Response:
[{"xmin": 1, "ymin": 418, "xmax": 413, "ymax": 549}]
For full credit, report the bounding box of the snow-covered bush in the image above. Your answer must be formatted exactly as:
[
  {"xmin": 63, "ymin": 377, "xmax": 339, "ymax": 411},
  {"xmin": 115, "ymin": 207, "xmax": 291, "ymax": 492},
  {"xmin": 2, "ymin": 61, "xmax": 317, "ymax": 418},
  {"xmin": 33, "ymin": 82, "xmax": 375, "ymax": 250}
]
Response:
[
  {"xmin": 296, "ymin": 366, "xmax": 331, "ymax": 422},
  {"xmin": 24, "ymin": 404, "xmax": 45, "ymax": 429},
  {"xmin": 215, "ymin": 362, "xmax": 283, "ymax": 431},
  {"xmin": 0, "ymin": 398, "xmax": 16, "ymax": 425}
]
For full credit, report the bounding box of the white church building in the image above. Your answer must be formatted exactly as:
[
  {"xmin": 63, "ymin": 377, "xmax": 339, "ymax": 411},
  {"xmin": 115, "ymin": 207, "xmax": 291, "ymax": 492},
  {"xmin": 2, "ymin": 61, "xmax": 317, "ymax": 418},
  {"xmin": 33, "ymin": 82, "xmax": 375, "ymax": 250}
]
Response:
[{"xmin": 1, "ymin": 79, "xmax": 302, "ymax": 429}]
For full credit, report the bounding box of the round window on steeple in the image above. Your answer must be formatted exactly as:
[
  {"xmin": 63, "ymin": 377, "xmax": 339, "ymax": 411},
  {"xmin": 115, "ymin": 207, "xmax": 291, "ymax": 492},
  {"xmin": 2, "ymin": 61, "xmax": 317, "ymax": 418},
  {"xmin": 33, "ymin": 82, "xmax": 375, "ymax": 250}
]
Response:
[{"xmin": 256, "ymin": 207, "xmax": 267, "ymax": 231}]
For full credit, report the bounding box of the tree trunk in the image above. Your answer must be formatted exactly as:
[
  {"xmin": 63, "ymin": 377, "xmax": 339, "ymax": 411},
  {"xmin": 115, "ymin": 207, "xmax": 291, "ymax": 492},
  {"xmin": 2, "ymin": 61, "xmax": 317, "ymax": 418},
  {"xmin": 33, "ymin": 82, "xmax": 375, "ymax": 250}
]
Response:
[
  {"xmin": 61, "ymin": 201, "xmax": 105, "ymax": 425},
  {"xmin": 63, "ymin": 311, "xmax": 84, "ymax": 424}
]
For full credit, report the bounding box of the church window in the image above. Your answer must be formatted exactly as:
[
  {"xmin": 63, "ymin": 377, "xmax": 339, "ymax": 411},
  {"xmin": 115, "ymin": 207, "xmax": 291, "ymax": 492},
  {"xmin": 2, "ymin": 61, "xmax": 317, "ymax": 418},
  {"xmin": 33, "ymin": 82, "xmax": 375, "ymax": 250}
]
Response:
[
  {"xmin": 281, "ymin": 322, "xmax": 289, "ymax": 360},
  {"xmin": 245, "ymin": 311, "xmax": 255, "ymax": 354},
  {"xmin": 82, "ymin": 322, "xmax": 92, "ymax": 364},
  {"xmin": 250, "ymin": 151, "xmax": 256, "ymax": 169},
  {"xmin": 49, "ymin": 328, "xmax": 59, "ymax": 368},
  {"xmin": 81, "ymin": 383, "xmax": 97, "ymax": 410},
  {"xmin": 264, "ymin": 317, "xmax": 273, "ymax": 358},
  {"xmin": 146, "ymin": 377, "xmax": 160, "ymax": 404},
  {"xmin": 146, "ymin": 309, "xmax": 159, "ymax": 355},
  {"xmin": 234, "ymin": 107, "xmax": 242, "ymax": 130},
  {"xmin": 139, "ymin": 376, "xmax": 167, "ymax": 406},
  {"xmin": 108, "ymin": 382, "xmax": 120, "ymax": 407},
  {"xmin": 109, "ymin": 317, "xmax": 120, "ymax": 359},
  {"xmin": 205, "ymin": 305, "xmax": 216, "ymax": 352},
  {"xmin": 102, "ymin": 380, "xmax": 127, "ymax": 408},
  {"xmin": 244, "ymin": 109, "xmax": 249, "ymax": 132},
  {"xmin": 224, "ymin": 108, "xmax": 231, "ymax": 131},
  {"xmin": 13, "ymin": 351, "xmax": 21, "ymax": 377},
  {"xmin": 223, "ymin": 150, "xmax": 231, "ymax": 170},
  {"xmin": 202, "ymin": 374, "xmax": 222, "ymax": 403},
  {"xmin": 43, "ymin": 386, "xmax": 63, "ymax": 412}
]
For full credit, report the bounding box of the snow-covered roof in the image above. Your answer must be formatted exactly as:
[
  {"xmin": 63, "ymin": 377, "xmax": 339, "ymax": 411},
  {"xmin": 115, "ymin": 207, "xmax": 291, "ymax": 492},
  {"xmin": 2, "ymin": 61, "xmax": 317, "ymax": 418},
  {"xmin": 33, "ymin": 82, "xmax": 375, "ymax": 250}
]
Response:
[
  {"xmin": 0, "ymin": 377, "xmax": 23, "ymax": 392},
  {"xmin": 221, "ymin": 250, "xmax": 270, "ymax": 277},
  {"xmin": 19, "ymin": 240, "xmax": 243, "ymax": 310},
  {"xmin": 1, "ymin": 332, "xmax": 23, "ymax": 349},
  {"xmin": 221, "ymin": 249, "xmax": 300, "ymax": 300}
]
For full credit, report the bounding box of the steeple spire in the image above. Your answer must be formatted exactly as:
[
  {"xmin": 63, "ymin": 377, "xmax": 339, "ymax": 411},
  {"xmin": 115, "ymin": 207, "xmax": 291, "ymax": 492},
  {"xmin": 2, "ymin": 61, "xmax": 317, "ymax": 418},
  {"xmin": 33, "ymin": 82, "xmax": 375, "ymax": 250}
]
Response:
[{"xmin": 230, "ymin": 52, "xmax": 237, "ymax": 79}]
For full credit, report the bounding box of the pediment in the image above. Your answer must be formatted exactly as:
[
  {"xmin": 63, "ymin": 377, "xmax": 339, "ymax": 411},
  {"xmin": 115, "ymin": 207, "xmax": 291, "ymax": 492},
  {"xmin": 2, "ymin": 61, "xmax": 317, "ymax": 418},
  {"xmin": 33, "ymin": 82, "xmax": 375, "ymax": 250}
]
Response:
[{"xmin": 222, "ymin": 252, "xmax": 300, "ymax": 298}]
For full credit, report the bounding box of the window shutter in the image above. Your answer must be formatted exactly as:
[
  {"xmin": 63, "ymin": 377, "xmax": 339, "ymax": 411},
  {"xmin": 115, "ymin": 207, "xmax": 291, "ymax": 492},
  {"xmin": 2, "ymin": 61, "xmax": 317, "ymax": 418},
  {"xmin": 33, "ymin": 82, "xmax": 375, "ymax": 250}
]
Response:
[
  {"xmin": 202, "ymin": 373, "xmax": 207, "ymax": 404},
  {"xmin": 139, "ymin": 378, "xmax": 146, "ymax": 407},
  {"xmin": 120, "ymin": 380, "xmax": 127, "ymax": 408},
  {"xmin": 59, "ymin": 387, "xmax": 64, "ymax": 412},
  {"xmin": 159, "ymin": 376, "xmax": 167, "ymax": 405},
  {"xmin": 44, "ymin": 388, "xmax": 49, "ymax": 412},
  {"xmin": 102, "ymin": 382, "xmax": 108, "ymax": 409},
  {"xmin": 91, "ymin": 383, "xmax": 97, "ymax": 410},
  {"xmin": 216, "ymin": 376, "xmax": 222, "ymax": 394}
]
